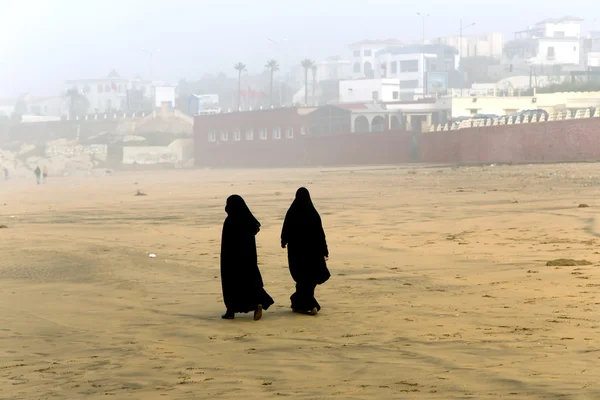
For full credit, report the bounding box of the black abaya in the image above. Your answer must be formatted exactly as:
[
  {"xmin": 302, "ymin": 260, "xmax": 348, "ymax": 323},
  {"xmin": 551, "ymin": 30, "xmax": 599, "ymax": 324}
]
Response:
[
  {"xmin": 281, "ymin": 188, "xmax": 330, "ymax": 312},
  {"xmin": 221, "ymin": 195, "xmax": 274, "ymax": 314}
]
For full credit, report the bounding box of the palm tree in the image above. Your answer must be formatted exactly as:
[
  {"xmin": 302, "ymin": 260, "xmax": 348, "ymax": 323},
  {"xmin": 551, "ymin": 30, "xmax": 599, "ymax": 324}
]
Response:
[
  {"xmin": 311, "ymin": 64, "xmax": 318, "ymax": 106},
  {"xmin": 234, "ymin": 62, "xmax": 247, "ymax": 110},
  {"xmin": 265, "ymin": 60, "xmax": 280, "ymax": 107},
  {"xmin": 301, "ymin": 59, "xmax": 314, "ymax": 106}
]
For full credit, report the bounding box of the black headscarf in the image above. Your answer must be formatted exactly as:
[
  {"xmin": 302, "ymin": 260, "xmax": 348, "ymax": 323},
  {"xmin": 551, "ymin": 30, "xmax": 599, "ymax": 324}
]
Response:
[
  {"xmin": 225, "ymin": 195, "xmax": 261, "ymax": 234},
  {"xmin": 287, "ymin": 187, "xmax": 320, "ymax": 223},
  {"xmin": 281, "ymin": 187, "xmax": 324, "ymax": 247}
]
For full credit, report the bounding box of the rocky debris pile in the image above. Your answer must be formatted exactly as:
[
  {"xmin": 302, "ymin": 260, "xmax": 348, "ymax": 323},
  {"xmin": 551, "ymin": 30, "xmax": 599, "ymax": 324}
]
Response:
[{"xmin": 0, "ymin": 139, "xmax": 108, "ymax": 179}]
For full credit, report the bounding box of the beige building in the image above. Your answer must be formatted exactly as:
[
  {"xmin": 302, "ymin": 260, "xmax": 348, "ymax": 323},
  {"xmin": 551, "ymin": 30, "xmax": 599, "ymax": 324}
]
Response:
[{"xmin": 451, "ymin": 91, "xmax": 600, "ymax": 117}]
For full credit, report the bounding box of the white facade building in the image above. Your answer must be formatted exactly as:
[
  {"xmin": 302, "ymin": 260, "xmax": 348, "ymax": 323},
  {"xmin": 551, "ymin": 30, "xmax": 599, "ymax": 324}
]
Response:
[
  {"xmin": 582, "ymin": 31, "xmax": 600, "ymax": 69},
  {"xmin": 154, "ymin": 86, "xmax": 176, "ymax": 108},
  {"xmin": 349, "ymin": 39, "xmax": 404, "ymax": 78},
  {"xmin": 378, "ymin": 45, "xmax": 457, "ymax": 100},
  {"xmin": 26, "ymin": 96, "xmax": 69, "ymax": 117},
  {"xmin": 376, "ymin": 50, "xmax": 436, "ymax": 100},
  {"xmin": 0, "ymin": 103, "xmax": 14, "ymax": 118},
  {"xmin": 504, "ymin": 16, "xmax": 583, "ymax": 66},
  {"xmin": 314, "ymin": 56, "xmax": 353, "ymax": 82},
  {"xmin": 188, "ymin": 94, "xmax": 221, "ymax": 115},
  {"xmin": 433, "ymin": 32, "xmax": 504, "ymax": 59},
  {"xmin": 338, "ymin": 44, "xmax": 458, "ymax": 103},
  {"xmin": 339, "ymin": 79, "xmax": 404, "ymax": 103},
  {"xmin": 65, "ymin": 70, "xmax": 169, "ymax": 114}
]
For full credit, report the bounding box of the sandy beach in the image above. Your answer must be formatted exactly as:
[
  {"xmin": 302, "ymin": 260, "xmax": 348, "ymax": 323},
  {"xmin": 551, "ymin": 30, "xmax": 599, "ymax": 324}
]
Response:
[{"xmin": 2, "ymin": 163, "xmax": 600, "ymax": 399}]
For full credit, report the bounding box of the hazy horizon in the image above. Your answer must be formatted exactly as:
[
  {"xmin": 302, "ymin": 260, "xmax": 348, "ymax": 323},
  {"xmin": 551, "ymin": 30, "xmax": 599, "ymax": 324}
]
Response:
[{"xmin": 1, "ymin": 0, "xmax": 598, "ymax": 98}]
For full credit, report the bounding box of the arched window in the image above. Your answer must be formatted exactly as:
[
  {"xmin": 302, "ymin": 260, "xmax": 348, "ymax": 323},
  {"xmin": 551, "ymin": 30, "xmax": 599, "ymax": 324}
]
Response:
[
  {"xmin": 371, "ymin": 115, "xmax": 385, "ymax": 132},
  {"xmin": 354, "ymin": 116, "xmax": 370, "ymax": 133}
]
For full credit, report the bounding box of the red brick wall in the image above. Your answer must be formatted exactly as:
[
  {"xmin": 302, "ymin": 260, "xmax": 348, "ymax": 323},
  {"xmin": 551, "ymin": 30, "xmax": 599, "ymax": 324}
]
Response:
[
  {"xmin": 193, "ymin": 108, "xmax": 306, "ymax": 142},
  {"xmin": 419, "ymin": 118, "xmax": 600, "ymax": 164},
  {"xmin": 195, "ymin": 115, "xmax": 600, "ymax": 168},
  {"xmin": 195, "ymin": 131, "xmax": 415, "ymax": 167}
]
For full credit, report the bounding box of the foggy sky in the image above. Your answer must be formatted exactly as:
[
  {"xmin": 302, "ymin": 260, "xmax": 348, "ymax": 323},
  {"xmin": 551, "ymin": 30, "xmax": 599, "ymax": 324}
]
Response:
[{"xmin": 1, "ymin": 0, "xmax": 598, "ymax": 98}]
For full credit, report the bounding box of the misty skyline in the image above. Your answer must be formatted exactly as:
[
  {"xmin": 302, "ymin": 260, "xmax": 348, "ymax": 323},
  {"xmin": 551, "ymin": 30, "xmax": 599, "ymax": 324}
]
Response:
[{"xmin": 1, "ymin": 0, "xmax": 598, "ymax": 98}]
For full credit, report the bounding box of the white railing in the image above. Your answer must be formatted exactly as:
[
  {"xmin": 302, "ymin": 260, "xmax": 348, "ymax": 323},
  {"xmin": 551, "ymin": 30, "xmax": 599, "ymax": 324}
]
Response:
[
  {"xmin": 429, "ymin": 108, "xmax": 600, "ymax": 132},
  {"xmin": 63, "ymin": 112, "xmax": 148, "ymax": 121}
]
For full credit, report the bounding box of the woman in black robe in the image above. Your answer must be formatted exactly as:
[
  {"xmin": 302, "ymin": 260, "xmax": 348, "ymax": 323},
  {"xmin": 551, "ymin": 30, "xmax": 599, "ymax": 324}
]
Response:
[
  {"xmin": 220, "ymin": 195, "xmax": 274, "ymax": 320},
  {"xmin": 281, "ymin": 187, "xmax": 330, "ymax": 315}
]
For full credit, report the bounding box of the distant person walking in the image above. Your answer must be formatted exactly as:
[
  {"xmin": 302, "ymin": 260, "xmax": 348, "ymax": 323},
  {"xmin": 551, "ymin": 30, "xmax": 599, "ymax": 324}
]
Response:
[
  {"xmin": 34, "ymin": 166, "xmax": 41, "ymax": 185},
  {"xmin": 281, "ymin": 187, "xmax": 330, "ymax": 315},
  {"xmin": 3, "ymin": 167, "xmax": 8, "ymax": 181},
  {"xmin": 220, "ymin": 195, "xmax": 274, "ymax": 320},
  {"xmin": 43, "ymin": 166, "xmax": 48, "ymax": 183}
]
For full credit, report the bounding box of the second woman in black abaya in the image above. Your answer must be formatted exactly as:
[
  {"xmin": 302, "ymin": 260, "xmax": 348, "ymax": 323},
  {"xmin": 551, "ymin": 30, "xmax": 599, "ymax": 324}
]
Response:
[
  {"xmin": 220, "ymin": 195, "xmax": 274, "ymax": 320},
  {"xmin": 281, "ymin": 188, "xmax": 330, "ymax": 315}
]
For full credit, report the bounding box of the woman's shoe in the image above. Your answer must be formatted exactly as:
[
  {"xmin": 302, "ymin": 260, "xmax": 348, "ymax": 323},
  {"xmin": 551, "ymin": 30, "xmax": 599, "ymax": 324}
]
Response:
[
  {"xmin": 221, "ymin": 311, "xmax": 235, "ymax": 319},
  {"xmin": 254, "ymin": 304, "xmax": 263, "ymax": 321}
]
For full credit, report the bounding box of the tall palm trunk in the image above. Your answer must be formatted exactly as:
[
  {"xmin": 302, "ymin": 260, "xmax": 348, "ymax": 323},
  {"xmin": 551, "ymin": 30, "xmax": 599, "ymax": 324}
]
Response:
[
  {"xmin": 312, "ymin": 68, "xmax": 317, "ymax": 106},
  {"xmin": 237, "ymin": 71, "xmax": 242, "ymax": 110},
  {"xmin": 269, "ymin": 69, "xmax": 274, "ymax": 107}
]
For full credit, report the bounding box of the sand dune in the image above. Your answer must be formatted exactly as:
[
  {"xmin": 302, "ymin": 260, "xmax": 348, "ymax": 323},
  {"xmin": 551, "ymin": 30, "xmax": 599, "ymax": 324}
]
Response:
[{"xmin": 2, "ymin": 164, "xmax": 600, "ymax": 399}]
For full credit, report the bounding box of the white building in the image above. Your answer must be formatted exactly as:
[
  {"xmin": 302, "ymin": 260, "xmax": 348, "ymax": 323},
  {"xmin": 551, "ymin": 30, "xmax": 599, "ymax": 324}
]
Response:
[
  {"xmin": 349, "ymin": 39, "xmax": 405, "ymax": 78},
  {"xmin": 314, "ymin": 56, "xmax": 353, "ymax": 82},
  {"xmin": 65, "ymin": 70, "xmax": 168, "ymax": 114},
  {"xmin": 289, "ymin": 57, "xmax": 353, "ymax": 106},
  {"xmin": 0, "ymin": 100, "xmax": 15, "ymax": 118},
  {"xmin": 378, "ymin": 45, "xmax": 457, "ymax": 100},
  {"xmin": 154, "ymin": 86, "xmax": 176, "ymax": 108},
  {"xmin": 339, "ymin": 79, "xmax": 404, "ymax": 103},
  {"xmin": 1, "ymin": 94, "xmax": 68, "ymax": 118},
  {"xmin": 188, "ymin": 94, "xmax": 221, "ymax": 115},
  {"xmin": 338, "ymin": 45, "xmax": 458, "ymax": 104},
  {"xmin": 433, "ymin": 32, "xmax": 504, "ymax": 59},
  {"xmin": 582, "ymin": 31, "xmax": 600, "ymax": 69},
  {"xmin": 504, "ymin": 16, "xmax": 583, "ymax": 67},
  {"xmin": 25, "ymin": 96, "xmax": 69, "ymax": 117}
]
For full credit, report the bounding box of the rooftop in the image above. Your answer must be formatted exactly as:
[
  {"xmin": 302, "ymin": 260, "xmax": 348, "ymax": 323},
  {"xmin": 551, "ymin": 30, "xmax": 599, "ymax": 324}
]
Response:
[
  {"xmin": 536, "ymin": 16, "xmax": 583, "ymax": 25},
  {"xmin": 377, "ymin": 44, "xmax": 458, "ymax": 56},
  {"xmin": 350, "ymin": 39, "xmax": 405, "ymax": 47}
]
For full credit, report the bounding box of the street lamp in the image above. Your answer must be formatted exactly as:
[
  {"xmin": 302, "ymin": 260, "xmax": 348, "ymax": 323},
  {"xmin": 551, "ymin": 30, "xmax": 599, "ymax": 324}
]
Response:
[
  {"xmin": 458, "ymin": 20, "xmax": 476, "ymax": 96},
  {"xmin": 140, "ymin": 48, "xmax": 160, "ymax": 82},
  {"xmin": 417, "ymin": 13, "xmax": 430, "ymax": 97},
  {"xmin": 417, "ymin": 13, "xmax": 429, "ymax": 45}
]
